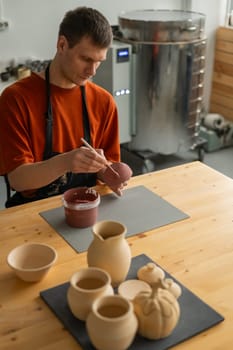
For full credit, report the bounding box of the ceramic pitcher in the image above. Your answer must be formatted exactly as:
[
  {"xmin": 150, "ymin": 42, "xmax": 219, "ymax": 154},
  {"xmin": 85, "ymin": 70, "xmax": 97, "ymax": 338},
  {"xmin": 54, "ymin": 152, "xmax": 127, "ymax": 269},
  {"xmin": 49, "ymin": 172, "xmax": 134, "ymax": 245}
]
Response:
[{"xmin": 87, "ymin": 220, "xmax": 131, "ymax": 287}]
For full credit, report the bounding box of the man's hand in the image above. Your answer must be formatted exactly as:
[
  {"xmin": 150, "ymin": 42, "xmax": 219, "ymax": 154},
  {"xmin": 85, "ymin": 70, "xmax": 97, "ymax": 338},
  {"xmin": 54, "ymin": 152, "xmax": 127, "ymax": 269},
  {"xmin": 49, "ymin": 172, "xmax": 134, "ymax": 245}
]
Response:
[
  {"xmin": 97, "ymin": 167, "xmax": 129, "ymax": 196},
  {"xmin": 68, "ymin": 147, "xmax": 107, "ymax": 173},
  {"xmin": 8, "ymin": 147, "xmax": 107, "ymax": 192}
]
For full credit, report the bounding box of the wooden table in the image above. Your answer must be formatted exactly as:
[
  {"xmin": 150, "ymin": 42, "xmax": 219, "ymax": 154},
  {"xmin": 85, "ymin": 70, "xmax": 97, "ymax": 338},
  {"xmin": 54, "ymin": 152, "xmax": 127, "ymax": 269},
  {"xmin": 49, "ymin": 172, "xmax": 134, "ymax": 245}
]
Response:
[{"xmin": 1, "ymin": 161, "xmax": 233, "ymax": 350}]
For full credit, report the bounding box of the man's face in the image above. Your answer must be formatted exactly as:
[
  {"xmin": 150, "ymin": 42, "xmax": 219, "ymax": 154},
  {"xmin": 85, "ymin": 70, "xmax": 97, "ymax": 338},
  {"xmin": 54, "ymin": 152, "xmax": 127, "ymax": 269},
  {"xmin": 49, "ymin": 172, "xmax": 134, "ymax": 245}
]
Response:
[{"xmin": 57, "ymin": 35, "xmax": 108, "ymax": 86}]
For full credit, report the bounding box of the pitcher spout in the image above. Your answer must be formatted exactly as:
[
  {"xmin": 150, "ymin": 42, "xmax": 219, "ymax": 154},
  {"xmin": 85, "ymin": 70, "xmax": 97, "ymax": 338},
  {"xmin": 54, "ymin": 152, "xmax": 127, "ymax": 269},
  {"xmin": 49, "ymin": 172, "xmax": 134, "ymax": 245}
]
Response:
[{"xmin": 92, "ymin": 220, "xmax": 127, "ymax": 241}]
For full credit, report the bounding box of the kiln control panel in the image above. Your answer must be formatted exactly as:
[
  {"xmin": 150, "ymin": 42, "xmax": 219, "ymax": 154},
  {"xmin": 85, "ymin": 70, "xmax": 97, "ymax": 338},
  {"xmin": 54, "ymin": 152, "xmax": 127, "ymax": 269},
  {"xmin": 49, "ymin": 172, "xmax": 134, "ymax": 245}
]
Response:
[{"xmin": 93, "ymin": 41, "xmax": 132, "ymax": 144}]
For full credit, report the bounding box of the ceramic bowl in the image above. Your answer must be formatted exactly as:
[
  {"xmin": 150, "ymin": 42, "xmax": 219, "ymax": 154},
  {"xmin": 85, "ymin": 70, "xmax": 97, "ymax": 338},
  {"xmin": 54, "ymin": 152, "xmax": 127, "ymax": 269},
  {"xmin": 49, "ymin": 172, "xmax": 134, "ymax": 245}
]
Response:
[
  {"xmin": 7, "ymin": 242, "xmax": 57, "ymax": 282},
  {"xmin": 62, "ymin": 187, "xmax": 100, "ymax": 228},
  {"xmin": 118, "ymin": 279, "xmax": 152, "ymax": 301}
]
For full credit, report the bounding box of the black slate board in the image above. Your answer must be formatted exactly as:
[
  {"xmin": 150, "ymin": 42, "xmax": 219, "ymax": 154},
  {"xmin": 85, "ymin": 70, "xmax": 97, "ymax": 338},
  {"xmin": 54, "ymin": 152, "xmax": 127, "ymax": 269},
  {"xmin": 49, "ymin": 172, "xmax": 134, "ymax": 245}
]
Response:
[
  {"xmin": 40, "ymin": 186, "xmax": 189, "ymax": 253},
  {"xmin": 40, "ymin": 254, "xmax": 224, "ymax": 350}
]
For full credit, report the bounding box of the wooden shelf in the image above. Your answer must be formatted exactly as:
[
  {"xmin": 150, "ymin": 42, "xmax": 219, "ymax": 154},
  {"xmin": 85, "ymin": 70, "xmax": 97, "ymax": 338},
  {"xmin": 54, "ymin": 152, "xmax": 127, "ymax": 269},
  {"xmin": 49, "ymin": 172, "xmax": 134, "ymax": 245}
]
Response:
[{"xmin": 210, "ymin": 26, "xmax": 233, "ymax": 121}]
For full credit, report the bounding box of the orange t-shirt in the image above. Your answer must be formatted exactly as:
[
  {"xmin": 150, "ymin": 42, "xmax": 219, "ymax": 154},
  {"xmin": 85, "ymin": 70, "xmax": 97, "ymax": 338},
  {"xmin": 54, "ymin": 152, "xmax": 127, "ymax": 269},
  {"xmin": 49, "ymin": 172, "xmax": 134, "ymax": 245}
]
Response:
[{"xmin": 0, "ymin": 73, "xmax": 120, "ymax": 176}]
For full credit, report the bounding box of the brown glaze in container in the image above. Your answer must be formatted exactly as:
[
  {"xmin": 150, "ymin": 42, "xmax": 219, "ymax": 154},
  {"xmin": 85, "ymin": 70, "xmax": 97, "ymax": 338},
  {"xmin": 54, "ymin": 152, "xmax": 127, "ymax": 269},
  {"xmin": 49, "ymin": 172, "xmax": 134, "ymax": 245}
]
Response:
[{"xmin": 62, "ymin": 187, "xmax": 100, "ymax": 228}]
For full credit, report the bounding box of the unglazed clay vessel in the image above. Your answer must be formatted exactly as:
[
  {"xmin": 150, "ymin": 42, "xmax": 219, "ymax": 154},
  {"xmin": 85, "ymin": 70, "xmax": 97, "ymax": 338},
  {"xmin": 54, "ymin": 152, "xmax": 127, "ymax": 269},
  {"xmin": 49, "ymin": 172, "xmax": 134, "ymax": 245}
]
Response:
[
  {"xmin": 102, "ymin": 162, "xmax": 133, "ymax": 187},
  {"xmin": 7, "ymin": 242, "xmax": 57, "ymax": 282},
  {"xmin": 67, "ymin": 267, "xmax": 114, "ymax": 321},
  {"xmin": 62, "ymin": 187, "xmax": 100, "ymax": 228},
  {"xmin": 133, "ymin": 286, "xmax": 180, "ymax": 340},
  {"xmin": 137, "ymin": 262, "xmax": 165, "ymax": 285},
  {"xmin": 86, "ymin": 295, "xmax": 138, "ymax": 350},
  {"xmin": 87, "ymin": 220, "xmax": 131, "ymax": 287}
]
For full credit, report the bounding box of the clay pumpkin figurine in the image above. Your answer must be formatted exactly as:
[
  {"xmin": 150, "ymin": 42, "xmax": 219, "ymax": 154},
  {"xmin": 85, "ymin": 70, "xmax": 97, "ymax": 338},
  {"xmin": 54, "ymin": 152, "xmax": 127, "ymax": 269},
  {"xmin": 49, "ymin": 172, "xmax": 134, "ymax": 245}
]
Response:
[
  {"xmin": 132, "ymin": 285, "xmax": 180, "ymax": 340},
  {"xmin": 153, "ymin": 278, "xmax": 182, "ymax": 299}
]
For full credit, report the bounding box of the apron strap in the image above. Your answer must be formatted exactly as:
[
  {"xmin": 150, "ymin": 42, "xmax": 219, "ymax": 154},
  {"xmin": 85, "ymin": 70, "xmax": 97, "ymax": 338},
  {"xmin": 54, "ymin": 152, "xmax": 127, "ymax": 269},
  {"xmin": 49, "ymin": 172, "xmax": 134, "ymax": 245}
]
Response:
[
  {"xmin": 43, "ymin": 63, "xmax": 91, "ymax": 159},
  {"xmin": 80, "ymin": 85, "xmax": 91, "ymax": 145},
  {"xmin": 43, "ymin": 62, "xmax": 53, "ymax": 160}
]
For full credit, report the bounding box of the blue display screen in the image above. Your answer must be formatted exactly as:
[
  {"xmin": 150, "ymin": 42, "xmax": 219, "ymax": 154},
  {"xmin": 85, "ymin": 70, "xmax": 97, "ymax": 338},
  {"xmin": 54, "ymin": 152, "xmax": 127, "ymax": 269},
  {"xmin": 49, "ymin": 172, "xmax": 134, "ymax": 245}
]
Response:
[{"xmin": 117, "ymin": 48, "xmax": 129, "ymax": 62}]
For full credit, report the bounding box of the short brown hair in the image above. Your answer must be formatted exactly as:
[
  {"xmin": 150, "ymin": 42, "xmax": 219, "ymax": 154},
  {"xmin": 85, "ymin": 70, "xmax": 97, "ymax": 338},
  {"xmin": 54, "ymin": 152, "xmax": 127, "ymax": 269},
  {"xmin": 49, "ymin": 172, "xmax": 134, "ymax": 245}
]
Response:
[{"xmin": 59, "ymin": 7, "xmax": 112, "ymax": 48}]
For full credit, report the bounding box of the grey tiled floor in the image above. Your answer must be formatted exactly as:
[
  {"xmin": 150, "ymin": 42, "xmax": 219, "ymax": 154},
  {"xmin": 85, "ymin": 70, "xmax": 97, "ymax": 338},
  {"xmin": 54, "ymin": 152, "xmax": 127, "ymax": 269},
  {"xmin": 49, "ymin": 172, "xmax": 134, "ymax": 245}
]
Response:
[{"xmin": 0, "ymin": 146, "xmax": 233, "ymax": 210}]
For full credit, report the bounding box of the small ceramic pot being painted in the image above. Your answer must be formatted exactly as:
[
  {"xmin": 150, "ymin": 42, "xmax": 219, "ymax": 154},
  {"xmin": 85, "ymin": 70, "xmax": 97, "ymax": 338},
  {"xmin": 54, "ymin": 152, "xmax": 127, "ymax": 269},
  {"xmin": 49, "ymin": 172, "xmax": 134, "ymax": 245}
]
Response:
[
  {"xmin": 87, "ymin": 220, "xmax": 131, "ymax": 287},
  {"xmin": 102, "ymin": 162, "xmax": 133, "ymax": 188},
  {"xmin": 86, "ymin": 295, "xmax": 138, "ymax": 350},
  {"xmin": 67, "ymin": 267, "xmax": 114, "ymax": 321},
  {"xmin": 62, "ymin": 187, "xmax": 100, "ymax": 228}
]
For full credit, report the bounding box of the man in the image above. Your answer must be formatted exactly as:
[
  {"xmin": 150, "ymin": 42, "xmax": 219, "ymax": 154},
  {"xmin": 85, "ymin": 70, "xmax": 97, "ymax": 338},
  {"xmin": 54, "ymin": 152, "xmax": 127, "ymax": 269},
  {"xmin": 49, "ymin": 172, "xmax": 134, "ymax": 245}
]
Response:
[{"xmin": 0, "ymin": 7, "xmax": 126, "ymax": 208}]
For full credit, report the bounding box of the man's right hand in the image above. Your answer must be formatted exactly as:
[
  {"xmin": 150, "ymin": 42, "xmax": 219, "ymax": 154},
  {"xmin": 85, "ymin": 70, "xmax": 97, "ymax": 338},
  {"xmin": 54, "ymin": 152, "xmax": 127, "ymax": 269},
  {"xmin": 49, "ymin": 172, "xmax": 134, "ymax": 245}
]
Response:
[{"xmin": 68, "ymin": 146, "xmax": 107, "ymax": 174}]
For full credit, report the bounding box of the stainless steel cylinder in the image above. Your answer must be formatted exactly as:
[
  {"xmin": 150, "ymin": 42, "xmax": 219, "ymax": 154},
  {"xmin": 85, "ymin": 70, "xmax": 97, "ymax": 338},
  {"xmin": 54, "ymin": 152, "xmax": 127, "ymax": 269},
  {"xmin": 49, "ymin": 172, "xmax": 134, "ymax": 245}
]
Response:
[{"xmin": 117, "ymin": 9, "xmax": 206, "ymax": 154}]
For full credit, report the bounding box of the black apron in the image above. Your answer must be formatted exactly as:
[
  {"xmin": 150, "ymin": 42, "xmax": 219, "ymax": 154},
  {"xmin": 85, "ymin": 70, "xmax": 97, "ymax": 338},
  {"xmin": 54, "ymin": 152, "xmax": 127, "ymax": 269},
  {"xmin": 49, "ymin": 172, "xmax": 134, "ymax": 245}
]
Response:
[{"xmin": 5, "ymin": 63, "xmax": 97, "ymax": 208}]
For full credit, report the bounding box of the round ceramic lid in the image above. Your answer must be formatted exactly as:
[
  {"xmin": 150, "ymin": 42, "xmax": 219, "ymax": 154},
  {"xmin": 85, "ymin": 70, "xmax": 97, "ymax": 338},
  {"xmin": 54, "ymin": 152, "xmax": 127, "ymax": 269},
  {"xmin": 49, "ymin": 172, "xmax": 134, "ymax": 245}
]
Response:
[{"xmin": 118, "ymin": 279, "xmax": 151, "ymax": 300}]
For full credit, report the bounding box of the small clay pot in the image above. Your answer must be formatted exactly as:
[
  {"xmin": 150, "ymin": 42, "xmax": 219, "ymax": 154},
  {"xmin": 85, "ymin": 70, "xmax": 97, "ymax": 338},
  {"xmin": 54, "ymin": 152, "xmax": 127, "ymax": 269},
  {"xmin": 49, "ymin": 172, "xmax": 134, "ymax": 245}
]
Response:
[
  {"xmin": 67, "ymin": 267, "xmax": 114, "ymax": 321},
  {"xmin": 103, "ymin": 162, "xmax": 132, "ymax": 187},
  {"xmin": 1, "ymin": 71, "xmax": 10, "ymax": 82},
  {"xmin": 62, "ymin": 187, "xmax": 100, "ymax": 228},
  {"xmin": 86, "ymin": 295, "xmax": 138, "ymax": 350},
  {"xmin": 17, "ymin": 67, "xmax": 31, "ymax": 80}
]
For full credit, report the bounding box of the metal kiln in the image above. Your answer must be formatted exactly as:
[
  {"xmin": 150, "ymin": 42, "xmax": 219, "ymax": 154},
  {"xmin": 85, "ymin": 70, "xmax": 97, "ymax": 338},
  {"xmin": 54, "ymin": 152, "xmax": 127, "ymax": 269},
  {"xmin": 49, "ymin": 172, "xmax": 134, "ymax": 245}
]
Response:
[{"xmin": 116, "ymin": 9, "xmax": 206, "ymax": 156}]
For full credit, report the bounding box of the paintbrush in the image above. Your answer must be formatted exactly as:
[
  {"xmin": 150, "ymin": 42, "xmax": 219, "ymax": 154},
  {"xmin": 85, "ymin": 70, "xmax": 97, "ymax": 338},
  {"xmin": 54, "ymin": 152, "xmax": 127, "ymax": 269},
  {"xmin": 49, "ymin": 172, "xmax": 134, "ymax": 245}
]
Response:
[{"xmin": 80, "ymin": 137, "xmax": 120, "ymax": 178}]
